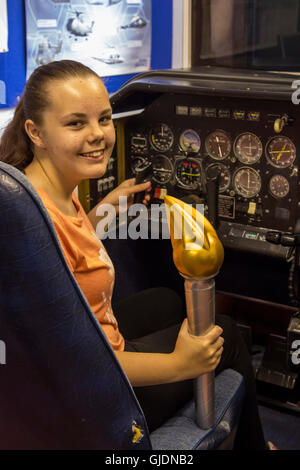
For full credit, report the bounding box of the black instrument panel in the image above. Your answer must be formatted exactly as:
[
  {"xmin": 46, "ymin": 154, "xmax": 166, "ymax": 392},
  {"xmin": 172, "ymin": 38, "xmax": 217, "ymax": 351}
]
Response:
[{"xmin": 124, "ymin": 92, "xmax": 300, "ymax": 257}]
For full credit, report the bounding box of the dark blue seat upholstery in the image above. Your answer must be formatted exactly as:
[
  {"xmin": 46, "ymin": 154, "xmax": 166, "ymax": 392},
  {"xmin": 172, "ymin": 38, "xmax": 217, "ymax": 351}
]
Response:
[{"xmin": 0, "ymin": 162, "xmax": 244, "ymax": 450}]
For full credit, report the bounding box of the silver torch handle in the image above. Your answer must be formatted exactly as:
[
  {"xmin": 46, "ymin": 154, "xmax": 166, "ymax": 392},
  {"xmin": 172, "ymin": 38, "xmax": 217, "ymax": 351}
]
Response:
[{"xmin": 184, "ymin": 277, "xmax": 215, "ymax": 429}]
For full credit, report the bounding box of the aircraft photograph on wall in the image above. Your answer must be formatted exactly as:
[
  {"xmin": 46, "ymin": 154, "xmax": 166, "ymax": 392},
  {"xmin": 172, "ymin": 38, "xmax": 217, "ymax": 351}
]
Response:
[{"xmin": 25, "ymin": 0, "xmax": 151, "ymax": 78}]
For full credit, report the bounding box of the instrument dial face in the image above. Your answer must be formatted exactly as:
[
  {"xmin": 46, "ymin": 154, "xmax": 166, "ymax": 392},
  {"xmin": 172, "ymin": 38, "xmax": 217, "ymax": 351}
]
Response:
[
  {"xmin": 175, "ymin": 159, "xmax": 201, "ymax": 189},
  {"xmin": 269, "ymin": 174, "xmax": 290, "ymax": 198},
  {"xmin": 179, "ymin": 129, "xmax": 201, "ymax": 154},
  {"xmin": 233, "ymin": 167, "xmax": 261, "ymax": 198},
  {"xmin": 205, "ymin": 130, "xmax": 231, "ymax": 160},
  {"xmin": 131, "ymin": 135, "xmax": 147, "ymax": 150},
  {"xmin": 266, "ymin": 136, "xmax": 296, "ymax": 168},
  {"xmin": 234, "ymin": 132, "xmax": 263, "ymax": 164},
  {"xmin": 131, "ymin": 156, "xmax": 150, "ymax": 174},
  {"xmin": 150, "ymin": 124, "xmax": 174, "ymax": 152},
  {"xmin": 152, "ymin": 155, "xmax": 173, "ymax": 184},
  {"xmin": 206, "ymin": 163, "xmax": 231, "ymax": 193}
]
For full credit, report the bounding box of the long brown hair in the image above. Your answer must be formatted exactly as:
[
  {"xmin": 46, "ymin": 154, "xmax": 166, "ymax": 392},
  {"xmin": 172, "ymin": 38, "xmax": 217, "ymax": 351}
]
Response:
[{"xmin": 0, "ymin": 60, "xmax": 101, "ymax": 171}]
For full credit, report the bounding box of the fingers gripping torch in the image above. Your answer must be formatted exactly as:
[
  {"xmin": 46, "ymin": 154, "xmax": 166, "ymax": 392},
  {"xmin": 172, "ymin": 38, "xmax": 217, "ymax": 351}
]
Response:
[{"xmin": 164, "ymin": 195, "xmax": 224, "ymax": 428}]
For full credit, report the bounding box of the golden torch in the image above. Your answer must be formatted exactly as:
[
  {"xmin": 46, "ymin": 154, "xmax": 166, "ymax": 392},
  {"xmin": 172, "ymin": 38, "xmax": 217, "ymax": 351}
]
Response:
[{"xmin": 164, "ymin": 195, "xmax": 224, "ymax": 429}]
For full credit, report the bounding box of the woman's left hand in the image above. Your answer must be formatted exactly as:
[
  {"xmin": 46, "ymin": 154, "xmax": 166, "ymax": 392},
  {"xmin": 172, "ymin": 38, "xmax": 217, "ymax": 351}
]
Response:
[{"xmin": 101, "ymin": 178, "xmax": 152, "ymax": 214}]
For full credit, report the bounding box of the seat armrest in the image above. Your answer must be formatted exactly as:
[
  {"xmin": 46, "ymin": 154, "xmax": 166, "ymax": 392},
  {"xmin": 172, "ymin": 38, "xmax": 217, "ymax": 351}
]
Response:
[{"xmin": 150, "ymin": 369, "xmax": 245, "ymax": 450}]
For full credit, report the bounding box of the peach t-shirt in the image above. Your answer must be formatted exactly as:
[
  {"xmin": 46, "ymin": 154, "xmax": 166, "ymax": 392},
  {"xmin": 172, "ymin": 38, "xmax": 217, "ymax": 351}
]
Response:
[{"xmin": 35, "ymin": 187, "xmax": 125, "ymax": 352}]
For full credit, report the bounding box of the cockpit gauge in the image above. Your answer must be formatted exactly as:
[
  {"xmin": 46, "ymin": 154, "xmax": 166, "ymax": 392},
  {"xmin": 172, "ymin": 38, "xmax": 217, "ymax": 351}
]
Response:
[
  {"xmin": 233, "ymin": 167, "xmax": 261, "ymax": 198},
  {"xmin": 175, "ymin": 159, "xmax": 202, "ymax": 189},
  {"xmin": 150, "ymin": 124, "xmax": 174, "ymax": 152},
  {"xmin": 269, "ymin": 174, "xmax": 290, "ymax": 199},
  {"xmin": 152, "ymin": 155, "xmax": 173, "ymax": 184},
  {"xmin": 234, "ymin": 133, "xmax": 263, "ymax": 164},
  {"xmin": 131, "ymin": 156, "xmax": 150, "ymax": 174},
  {"xmin": 266, "ymin": 136, "xmax": 296, "ymax": 168},
  {"xmin": 206, "ymin": 163, "xmax": 231, "ymax": 193},
  {"xmin": 131, "ymin": 135, "xmax": 147, "ymax": 150},
  {"xmin": 179, "ymin": 129, "xmax": 201, "ymax": 154},
  {"xmin": 205, "ymin": 130, "xmax": 231, "ymax": 160}
]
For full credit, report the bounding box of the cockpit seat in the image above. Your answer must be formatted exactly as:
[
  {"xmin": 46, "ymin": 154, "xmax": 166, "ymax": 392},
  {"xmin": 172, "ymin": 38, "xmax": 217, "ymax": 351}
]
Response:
[{"xmin": 0, "ymin": 161, "xmax": 244, "ymax": 450}]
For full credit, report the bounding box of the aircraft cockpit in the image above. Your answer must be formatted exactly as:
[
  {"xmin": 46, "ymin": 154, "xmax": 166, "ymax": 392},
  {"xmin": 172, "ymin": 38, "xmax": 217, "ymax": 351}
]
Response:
[
  {"xmin": 78, "ymin": 2, "xmax": 300, "ymax": 426},
  {"xmin": 1, "ymin": 0, "xmax": 300, "ymax": 451}
]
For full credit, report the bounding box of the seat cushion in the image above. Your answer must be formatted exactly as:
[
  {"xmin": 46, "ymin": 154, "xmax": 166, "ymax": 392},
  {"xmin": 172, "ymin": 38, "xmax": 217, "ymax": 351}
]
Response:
[{"xmin": 150, "ymin": 369, "xmax": 244, "ymax": 450}]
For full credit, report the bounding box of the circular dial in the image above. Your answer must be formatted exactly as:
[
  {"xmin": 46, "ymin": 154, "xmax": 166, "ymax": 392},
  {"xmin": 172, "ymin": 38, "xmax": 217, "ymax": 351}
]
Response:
[
  {"xmin": 206, "ymin": 163, "xmax": 231, "ymax": 193},
  {"xmin": 205, "ymin": 130, "xmax": 231, "ymax": 160},
  {"xmin": 266, "ymin": 136, "xmax": 296, "ymax": 168},
  {"xmin": 234, "ymin": 132, "xmax": 263, "ymax": 164},
  {"xmin": 131, "ymin": 156, "xmax": 150, "ymax": 174},
  {"xmin": 152, "ymin": 155, "xmax": 173, "ymax": 184},
  {"xmin": 233, "ymin": 167, "xmax": 261, "ymax": 198},
  {"xmin": 179, "ymin": 129, "xmax": 201, "ymax": 154},
  {"xmin": 269, "ymin": 174, "xmax": 290, "ymax": 198},
  {"xmin": 175, "ymin": 159, "xmax": 201, "ymax": 189},
  {"xmin": 150, "ymin": 124, "xmax": 174, "ymax": 152}
]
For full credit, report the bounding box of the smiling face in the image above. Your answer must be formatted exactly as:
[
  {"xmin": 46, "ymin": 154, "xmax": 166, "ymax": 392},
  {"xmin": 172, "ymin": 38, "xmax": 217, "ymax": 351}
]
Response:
[{"xmin": 26, "ymin": 74, "xmax": 115, "ymax": 191}]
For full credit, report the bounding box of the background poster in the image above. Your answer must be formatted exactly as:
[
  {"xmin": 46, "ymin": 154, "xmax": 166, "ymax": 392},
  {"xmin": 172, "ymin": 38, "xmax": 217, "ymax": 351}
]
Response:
[
  {"xmin": 25, "ymin": 0, "xmax": 152, "ymax": 79},
  {"xmin": 0, "ymin": 0, "xmax": 8, "ymax": 53}
]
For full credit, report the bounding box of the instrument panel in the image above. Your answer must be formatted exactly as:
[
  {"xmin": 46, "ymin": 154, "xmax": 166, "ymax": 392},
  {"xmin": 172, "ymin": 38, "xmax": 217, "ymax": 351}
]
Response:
[{"xmin": 124, "ymin": 92, "xmax": 300, "ymax": 256}]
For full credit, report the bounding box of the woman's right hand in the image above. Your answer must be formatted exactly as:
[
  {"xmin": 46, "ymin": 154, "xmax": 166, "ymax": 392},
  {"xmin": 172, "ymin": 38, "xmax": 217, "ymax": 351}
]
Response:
[
  {"xmin": 171, "ymin": 319, "xmax": 224, "ymax": 381},
  {"xmin": 115, "ymin": 319, "xmax": 224, "ymax": 387}
]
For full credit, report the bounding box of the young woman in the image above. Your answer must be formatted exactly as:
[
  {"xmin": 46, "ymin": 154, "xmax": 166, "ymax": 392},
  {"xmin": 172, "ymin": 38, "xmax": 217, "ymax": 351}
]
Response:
[{"xmin": 0, "ymin": 60, "xmax": 269, "ymax": 449}]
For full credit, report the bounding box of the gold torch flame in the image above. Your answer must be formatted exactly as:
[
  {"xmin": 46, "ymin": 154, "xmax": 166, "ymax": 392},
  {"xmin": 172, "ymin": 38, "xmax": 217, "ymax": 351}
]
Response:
[{"xmin": 164, "ymin": 195, "xmax": 224, "ymax": 279}]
